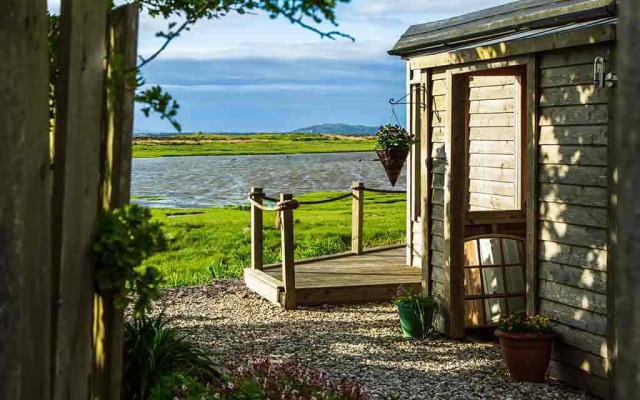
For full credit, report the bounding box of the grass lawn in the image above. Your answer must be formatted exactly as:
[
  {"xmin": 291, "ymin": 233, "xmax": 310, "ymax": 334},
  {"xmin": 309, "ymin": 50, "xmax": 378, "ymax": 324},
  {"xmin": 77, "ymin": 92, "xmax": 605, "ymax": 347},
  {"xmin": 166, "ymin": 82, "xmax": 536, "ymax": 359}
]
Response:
[
  {"xmin": 143, "ymin": 191, "xmax": 406, "ymax": 287},
  {"xmin": 133, "ymin": 133, "xmax": 374, "ymax": 158}
]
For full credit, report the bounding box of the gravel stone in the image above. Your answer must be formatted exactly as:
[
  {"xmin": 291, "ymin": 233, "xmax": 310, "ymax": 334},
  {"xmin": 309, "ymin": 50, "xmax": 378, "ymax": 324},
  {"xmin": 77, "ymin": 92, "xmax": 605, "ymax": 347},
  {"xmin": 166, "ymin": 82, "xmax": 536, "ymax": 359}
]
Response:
[{"xmin": 152, "ymin": 280, "xmax": 593, "ymax": 400}]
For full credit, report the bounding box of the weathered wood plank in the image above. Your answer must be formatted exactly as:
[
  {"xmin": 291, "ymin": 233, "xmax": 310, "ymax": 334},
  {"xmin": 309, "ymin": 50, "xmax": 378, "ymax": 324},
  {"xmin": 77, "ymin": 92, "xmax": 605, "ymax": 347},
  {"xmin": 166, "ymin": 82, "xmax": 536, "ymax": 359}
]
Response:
[
  {"xmin": 540, "ymin": 85, "xmax": 608, "ymax": 107},
  {"xmin": 548, "ymin": 360, "xmax": 609, "ymax": 399},
  {"xmin": 51, "ymin": 0, "xmax": 109, "ymax": 398},
  {"xmin": 553, "ymin": 321, "xmax": 609, "ymax": 358},
  {"xmin": 431, "ymin": 79, "xmax": 447, "ymax": 96},
  {"xmin": 431, "ymin": 205, "xmax": 444, "ymax": 221},
  {"xmin": 551, "ymin": 342, "xmax": 610, "ymax": 379},
  {"xmin": 540, "ymin": 44, "xmax": 613, "ymax": 69},
  {"xmin": 432, "ymin": 159, "xmax": 446, "ymax": 174},
  {"xmin": 469, "ymin": 127, "xmax": 515, "ymax": 141},
  {"xmin": 540, "ymin": 298, "xmax": 608, "ymax": 335},
  {"xmin": 539, "ymin": 105, "xmax": 608, "ymax": 126},
  {"xmin": 468, "ymin": 113, "xmax": 515, "ymax": 127},
  {"xmin": 469, "ymin": 193, "xmax": 516, "ymax": 210},
  {"xmin": 539, "ymin": 144, "xmax": 607, "ymax": 166},
  {"xmin": 430, "ymin": 234, "xmax": 445, "ymax": 251},
  {"xmin": 432, "ymin": 173, "xmax": 444, "ymax": 189},
  {"xmin": 539, "ymin": 183, "xmax": 608, "ymax": 207},
  {"xmin": 469, "ymin": 166, "xmax": 515, "ymax": 183},
  {"xmin": 469, "ymin": 140, "xmax": 514, "ymax": 155},
  {"xmin": 539, "ymin": 279, "xmax": 607, "ymax": 314},
  {"xmin": 469, "ymin": 154, "xmax": 515, "ymax": 168},
  {"xmin": 468, "ymin": 98, "xmax": 515, "ymax": 114},
  {"xmin": 540, "ymin": 63, "xmax": 594, "ymax": 87},
  {"xmin": 351, "ymin": 182, "xmax": 364, "ymax": 255},
  {"xmin": 539, "ymin": 261, "xmax": 607, "ymax": 294},
  {"xmin": 468, "ymin": 84, "xmax": 515, "ymax": 100},
  {"xmin": 0, "ymin": 1, "xmax": 51, "ymax": 398},
  {"xmin": 469, "ymin": 180, "xmax": 514, "ymax": 197},
  {"xmin": 431, "ymin": 250, "xmax": 445, "ymax": 268},
  {"xmin": 250, "ymin": 188, "xmax": 264, "ymax": 270},
  {"xmin": 539, "ymin": 220, "xmax": 608, "ymax": 250},
  {"xmin": 432, "ymin": 126, "xmax": 445, "ymax": 143},
  {"xmin": 244, "ymin": 269, "xmax": 282, "ymax": 305},
  {"xmin": 538, "ymin": 125, "xmax": 608, "ymax": 145},
  {"xmin": 539, "ymin": 240, "xmax": 607, "ymax": 271},
  {"xmin": 539, "ymin": 202, "xmax": 608, "ymax": 229},
  {"xmin": 539, "ymin": 164, "xmax": 608, "ymax": 188},
  {"xmin": 469, "ymin": 75, "xmax": 515, "ymax": 87}
]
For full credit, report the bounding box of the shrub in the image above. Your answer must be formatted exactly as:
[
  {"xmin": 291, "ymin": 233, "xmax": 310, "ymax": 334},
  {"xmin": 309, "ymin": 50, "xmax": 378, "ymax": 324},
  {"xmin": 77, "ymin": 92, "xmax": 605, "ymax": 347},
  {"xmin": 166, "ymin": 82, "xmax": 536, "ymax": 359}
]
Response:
[
  {"xmin": 92, "ymin": 204, "xmax": 166, "ymax": 315},
  {"xmin": 393, "ymin": 285, "xmax": 438, "ymax": 337},
  {"xmin": 122, "ymin": 313, "xmax": 220, "ymax": 400}
]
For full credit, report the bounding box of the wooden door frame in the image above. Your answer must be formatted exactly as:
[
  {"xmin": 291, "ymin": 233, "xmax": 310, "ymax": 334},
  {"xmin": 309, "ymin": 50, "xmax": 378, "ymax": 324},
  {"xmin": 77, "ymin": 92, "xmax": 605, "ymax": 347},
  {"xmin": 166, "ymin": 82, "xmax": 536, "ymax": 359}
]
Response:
[{"xmin": 442, "ymin": 56, "xmax": 538, "ymax": 338}]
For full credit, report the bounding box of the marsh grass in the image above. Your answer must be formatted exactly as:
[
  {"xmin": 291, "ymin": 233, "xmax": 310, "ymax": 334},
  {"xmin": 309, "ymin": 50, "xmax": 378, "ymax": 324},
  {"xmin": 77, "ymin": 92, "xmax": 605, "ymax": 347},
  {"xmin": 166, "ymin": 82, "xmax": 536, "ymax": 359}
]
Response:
[
  {"xmin": 133, "ymin": 133, "xmax": 374, "ymax": 158},
  {"xmin": 143, "ymin": 191, "xmax": 405, "ymax": 287}
]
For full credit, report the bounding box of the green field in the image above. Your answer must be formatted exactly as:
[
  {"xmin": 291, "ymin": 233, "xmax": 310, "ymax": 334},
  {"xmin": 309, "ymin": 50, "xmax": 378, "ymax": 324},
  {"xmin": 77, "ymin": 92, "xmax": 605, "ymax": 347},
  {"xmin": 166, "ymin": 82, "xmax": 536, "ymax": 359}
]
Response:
[
  {"xmin": 142, "ymin": 191, "xmax": 405, "ymax": 287},
  {"xmin": 133, "ymin": 133, "xmax": 375, "ymax": 158}
]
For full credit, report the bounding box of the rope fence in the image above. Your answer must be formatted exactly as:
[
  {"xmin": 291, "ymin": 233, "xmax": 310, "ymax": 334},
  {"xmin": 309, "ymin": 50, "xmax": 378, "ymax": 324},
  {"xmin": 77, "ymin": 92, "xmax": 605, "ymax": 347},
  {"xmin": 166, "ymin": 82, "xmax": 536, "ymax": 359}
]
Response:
[{"xmin": 248, "ymin": 184, "xmax": 405, "ymax": 210}]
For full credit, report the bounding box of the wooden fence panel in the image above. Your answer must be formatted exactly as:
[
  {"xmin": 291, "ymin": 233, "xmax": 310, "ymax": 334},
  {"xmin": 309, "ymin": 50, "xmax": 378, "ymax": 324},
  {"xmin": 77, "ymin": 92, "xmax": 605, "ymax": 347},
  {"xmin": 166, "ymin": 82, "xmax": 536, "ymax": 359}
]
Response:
[
  {"xmin": 93, "ymin": 5, "xmax": 140, "ymax": 400},
  {"xmin": 51, "ymin": 0, "xmax": 109, "ymax": 398},
  {"xmin": 0, "ymin": 1, "xmax": 51, "ymax": 399}
]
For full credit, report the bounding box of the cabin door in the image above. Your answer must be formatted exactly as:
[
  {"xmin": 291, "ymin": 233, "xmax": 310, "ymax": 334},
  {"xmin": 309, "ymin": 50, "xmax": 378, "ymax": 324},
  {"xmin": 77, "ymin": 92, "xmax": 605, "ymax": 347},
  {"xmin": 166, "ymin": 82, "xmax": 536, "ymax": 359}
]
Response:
[{"xmin": 460, "ymin": 67, "xmax": 527, "ymax": 328}]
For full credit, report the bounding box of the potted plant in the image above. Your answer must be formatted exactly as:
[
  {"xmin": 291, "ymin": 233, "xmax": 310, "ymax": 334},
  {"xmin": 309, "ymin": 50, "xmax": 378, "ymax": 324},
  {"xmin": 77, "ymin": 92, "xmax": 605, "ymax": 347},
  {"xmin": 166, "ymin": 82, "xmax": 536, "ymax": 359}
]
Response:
[
  {"xmin": 374, "ymin": 124, "xmax": 415, "ymax": 186},
  {"xmin": 495, "ymin": 313, "xmax": 556, "ymax": 382},
  {"xmin": 393, "ymin": 285, "xmax": 438, "ymax": 339}
]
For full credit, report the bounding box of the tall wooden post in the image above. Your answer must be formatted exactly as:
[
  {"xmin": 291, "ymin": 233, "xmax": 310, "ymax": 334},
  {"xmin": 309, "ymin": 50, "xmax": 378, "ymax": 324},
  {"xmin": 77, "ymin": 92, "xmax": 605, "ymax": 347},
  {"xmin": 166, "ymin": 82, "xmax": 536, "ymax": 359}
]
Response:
[
  {"xmin": 351, "ymin": 181, "xmax": 364, "ymax": 254},
  {"xmin": 280, "ymin": 194, "xmax": 296, "ymax": 310},
  {"xmin": 0, "ymin": 1, "xmax": 51, "ymax": 398},
  {"xmin": 50, "ymin": 0, "xmax": 109, "ymax": 398},
  {"xmin": 250, "ymin": 187, "xmax": 264, "ymax": 270},
  {"xmin": 613, "ymin": 2, "xmax": 640, "ymax": 398},
  {"xmin": 93, "ymin": 5, "xmax": 139, "ymax": 400}
]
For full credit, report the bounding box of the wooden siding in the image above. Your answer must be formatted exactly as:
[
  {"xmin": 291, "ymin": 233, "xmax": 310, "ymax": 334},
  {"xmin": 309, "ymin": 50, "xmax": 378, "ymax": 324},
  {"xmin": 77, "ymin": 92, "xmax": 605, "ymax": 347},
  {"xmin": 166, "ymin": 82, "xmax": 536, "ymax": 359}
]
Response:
[
  {"xmin": 537, "ymin": 43, "xmax": 613, "ymax": 397},
  {"xmin": 468, "ymin": 75, "xmax": 519, "ymax": 212}
]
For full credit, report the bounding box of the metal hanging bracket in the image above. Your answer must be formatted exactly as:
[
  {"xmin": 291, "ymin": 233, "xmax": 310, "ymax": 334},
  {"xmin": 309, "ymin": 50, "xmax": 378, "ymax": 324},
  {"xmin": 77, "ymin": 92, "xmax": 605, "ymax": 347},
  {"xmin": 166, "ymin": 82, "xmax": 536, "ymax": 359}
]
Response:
[{"xmin": 389, "ymin": 84, "xmax": 427, "ymax": 110}]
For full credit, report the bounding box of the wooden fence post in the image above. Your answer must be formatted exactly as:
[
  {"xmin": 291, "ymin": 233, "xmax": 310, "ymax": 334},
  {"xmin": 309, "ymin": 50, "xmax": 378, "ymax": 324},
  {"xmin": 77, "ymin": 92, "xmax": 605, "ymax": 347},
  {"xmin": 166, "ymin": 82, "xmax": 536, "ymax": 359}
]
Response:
[
  {"xmin": 351, "ymin": 181, "xmax": 364, "ymax": 254},
  {"xmin": 280, "ymin": 194, "xmax": 296, "ymax": 309},
  {"xmin": 250, "ymin": 188, "xmax": 264, "ymax": 270},
  {"xmin": 50, "ymin": 0, "xmax": 109, "ymax": 398},
  {"xmin": 0, "ymin": 1, "xmax": 51, "ymax": 398},
  {"xmin": 94, "ymin": 5, "xmax": 139, "ymax": 400}
]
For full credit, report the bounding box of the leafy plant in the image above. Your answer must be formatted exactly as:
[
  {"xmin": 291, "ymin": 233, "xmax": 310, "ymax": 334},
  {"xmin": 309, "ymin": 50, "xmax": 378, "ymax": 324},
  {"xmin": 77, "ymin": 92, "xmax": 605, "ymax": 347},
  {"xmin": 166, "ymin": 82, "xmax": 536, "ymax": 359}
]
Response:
[
  {"xmin": 148, "ymin": 372, "xmax": 210, "ymax": 400},
  {"xmin": 213, "ymin": 358, "xmax": 369, "ymax": 399},
  {"xmin": 393, "ymin": 285, "xmax": 438, "ymax": 337},
  {"xmin": 92, "ymin": 204, "xmax": 167, "ymax": 315},
  {"xmin": 498, "ymin": 313, "xmax": 554, "ymax": 334},
  {"xmin": 373, "ymin": 124, "xmax": 414, "ymax": 151},
  {"xmin": 123, "ymin": 313, "xmax": 220, "ymax": 400}
]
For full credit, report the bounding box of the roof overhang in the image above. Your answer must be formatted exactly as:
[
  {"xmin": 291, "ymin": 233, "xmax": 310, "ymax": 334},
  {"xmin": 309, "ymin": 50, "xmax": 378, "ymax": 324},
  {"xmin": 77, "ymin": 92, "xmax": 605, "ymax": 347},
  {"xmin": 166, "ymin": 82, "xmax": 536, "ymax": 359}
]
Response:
[{"xmin": 389, "ymin": 0, "xmax": 617, "ymax": 58}]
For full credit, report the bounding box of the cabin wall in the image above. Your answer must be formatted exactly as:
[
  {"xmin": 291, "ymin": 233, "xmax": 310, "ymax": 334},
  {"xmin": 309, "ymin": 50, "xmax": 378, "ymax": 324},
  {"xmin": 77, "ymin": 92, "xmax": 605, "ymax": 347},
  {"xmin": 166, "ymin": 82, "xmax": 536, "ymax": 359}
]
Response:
[
  {"xmin": 412, "ymin": 41, "xmax": 615, "ymax": 398},
  {"xmin": 536, "ymin": 43, "xmax": 613, "ymax": 397}
]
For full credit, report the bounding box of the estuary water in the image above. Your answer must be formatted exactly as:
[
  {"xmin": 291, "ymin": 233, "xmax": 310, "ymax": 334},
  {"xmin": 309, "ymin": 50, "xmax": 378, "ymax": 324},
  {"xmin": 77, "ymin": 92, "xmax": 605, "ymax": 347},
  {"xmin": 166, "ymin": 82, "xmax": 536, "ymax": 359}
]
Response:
[{"xmin": 131, "ymin": 151, "xmax": 407, "ymax": 208}]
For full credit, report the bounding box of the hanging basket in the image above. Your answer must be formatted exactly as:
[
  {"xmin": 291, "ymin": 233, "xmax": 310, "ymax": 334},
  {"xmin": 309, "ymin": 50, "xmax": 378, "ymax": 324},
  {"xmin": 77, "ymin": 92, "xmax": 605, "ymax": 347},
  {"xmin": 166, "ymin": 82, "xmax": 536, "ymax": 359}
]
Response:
[{"xmin": 376, "ymin": 148, "xmax": 409, "ymax": 187}]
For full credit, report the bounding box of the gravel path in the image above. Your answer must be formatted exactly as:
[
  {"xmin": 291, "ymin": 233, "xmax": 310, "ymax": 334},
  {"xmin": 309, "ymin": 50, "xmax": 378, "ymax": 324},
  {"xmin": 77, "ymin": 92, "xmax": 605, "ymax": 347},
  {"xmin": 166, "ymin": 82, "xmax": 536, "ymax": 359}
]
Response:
[{"xmin": 153, "ymin": 281, "xmax": 588, "ymax": 400}]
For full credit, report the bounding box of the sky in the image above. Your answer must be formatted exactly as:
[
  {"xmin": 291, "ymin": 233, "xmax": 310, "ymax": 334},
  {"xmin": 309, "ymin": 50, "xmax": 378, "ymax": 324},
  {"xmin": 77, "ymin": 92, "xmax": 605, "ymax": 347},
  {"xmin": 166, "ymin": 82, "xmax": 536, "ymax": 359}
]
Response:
[{"xmin": 48, "ymin": 0, "xmax": 512, "ymax": 133}]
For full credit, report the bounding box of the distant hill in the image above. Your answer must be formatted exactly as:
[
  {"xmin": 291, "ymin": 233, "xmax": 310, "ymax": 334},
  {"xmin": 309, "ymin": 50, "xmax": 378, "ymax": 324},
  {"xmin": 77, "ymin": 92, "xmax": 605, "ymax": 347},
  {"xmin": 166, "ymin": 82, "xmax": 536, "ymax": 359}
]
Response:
[{"xmin": 290, "ymin": 123, "xmax": 378, "ymax": 135}]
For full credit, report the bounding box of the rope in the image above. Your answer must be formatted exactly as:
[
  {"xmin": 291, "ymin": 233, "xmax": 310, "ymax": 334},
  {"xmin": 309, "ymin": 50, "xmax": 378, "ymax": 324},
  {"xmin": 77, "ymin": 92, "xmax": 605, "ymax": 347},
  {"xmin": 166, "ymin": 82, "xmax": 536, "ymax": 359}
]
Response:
[
  {"xmin": 247, "ymin": 196, "xmax": 299, "ymax": 211},
  {"xmin": 297, "ymin": 192, "xmax": 352, "ymax": 205},
  {"xmin": 362, "ymin": 187, "xmax": 406, "ymax": 194}
]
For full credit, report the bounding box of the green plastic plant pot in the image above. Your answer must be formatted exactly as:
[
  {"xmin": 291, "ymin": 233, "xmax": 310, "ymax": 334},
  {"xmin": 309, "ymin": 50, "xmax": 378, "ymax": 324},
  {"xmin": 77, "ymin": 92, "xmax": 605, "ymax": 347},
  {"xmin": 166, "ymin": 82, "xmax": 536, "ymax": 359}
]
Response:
[{"xmin": 396, "ymin": 302, "xmax": 434, "ymax": 339}]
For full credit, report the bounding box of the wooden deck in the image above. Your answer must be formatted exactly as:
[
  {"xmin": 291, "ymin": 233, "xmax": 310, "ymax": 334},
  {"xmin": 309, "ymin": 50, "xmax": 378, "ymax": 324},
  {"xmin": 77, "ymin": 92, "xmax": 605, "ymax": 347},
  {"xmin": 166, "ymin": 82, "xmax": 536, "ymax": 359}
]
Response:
[{"xmin": 244, "ymin": 246, "xmax": 422, "ymax": 308}]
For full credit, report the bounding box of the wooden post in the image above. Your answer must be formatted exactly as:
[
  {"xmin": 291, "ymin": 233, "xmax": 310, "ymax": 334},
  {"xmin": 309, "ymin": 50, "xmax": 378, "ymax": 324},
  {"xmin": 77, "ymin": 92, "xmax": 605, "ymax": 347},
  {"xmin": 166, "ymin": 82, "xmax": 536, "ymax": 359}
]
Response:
[
  {"xmin": 0, "ymin": 1, "xmax": 51, "ymax": 398},
  {"xmin": 93, "ymin": 5, "xmax": 139, "ymax": 400},
  {"xmin": 351, "ymin": 181, "xmax": 364, "ymax": 254},
  {"xmin": 613, "ymin": 2, "xmax": 640, "ymax": 398},
  {"xmin": 250, "ymin": 187, "xmax": 264, "ymax": 270},
  {"xmin": 280, "ymin": 194, "xmax": 296, "ymax": 310},
  {"xmin": 50, "ymin": 0, "xmax": 109, "ymax": 398}
]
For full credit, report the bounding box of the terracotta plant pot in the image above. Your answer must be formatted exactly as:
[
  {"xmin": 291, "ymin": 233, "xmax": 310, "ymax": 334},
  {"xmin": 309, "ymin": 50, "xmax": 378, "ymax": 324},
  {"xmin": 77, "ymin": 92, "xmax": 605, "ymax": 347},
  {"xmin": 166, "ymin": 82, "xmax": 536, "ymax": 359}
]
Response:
[
  {"xmin": 495, "ymin": 330, "xmax": 556, "ymax": 382},
  {"xmin": 376, "ymin": 148, "xmax": 409, "ymax": 187}
]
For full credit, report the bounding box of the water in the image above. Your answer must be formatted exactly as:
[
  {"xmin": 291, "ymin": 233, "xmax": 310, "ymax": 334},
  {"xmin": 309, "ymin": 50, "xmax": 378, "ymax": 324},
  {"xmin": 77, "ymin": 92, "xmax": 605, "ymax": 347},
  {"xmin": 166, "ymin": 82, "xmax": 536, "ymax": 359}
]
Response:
[{"xmin": 131, "ymin": 152, "xmax": 407, "ymax": 208}]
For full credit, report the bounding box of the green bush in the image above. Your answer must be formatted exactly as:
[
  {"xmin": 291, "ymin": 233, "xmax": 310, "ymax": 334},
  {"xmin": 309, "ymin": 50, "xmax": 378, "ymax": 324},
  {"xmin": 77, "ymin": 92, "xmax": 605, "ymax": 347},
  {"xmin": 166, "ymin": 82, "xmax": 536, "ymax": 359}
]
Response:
[{"xmin": 122, "ymin": 313, "xmax": 220, "ymax": 400}]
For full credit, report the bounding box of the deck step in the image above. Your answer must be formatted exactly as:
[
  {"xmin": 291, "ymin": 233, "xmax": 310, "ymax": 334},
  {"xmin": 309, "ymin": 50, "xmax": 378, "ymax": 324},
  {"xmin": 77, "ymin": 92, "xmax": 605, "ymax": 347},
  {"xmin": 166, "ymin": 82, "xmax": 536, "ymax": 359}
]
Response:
[
  {"xmin": 244, "ymin": 268, "xmax": 283, "ymax": 306},
  {"xmin": 295, "ymin": 282, "xmax": 422, "ymax": 306}
]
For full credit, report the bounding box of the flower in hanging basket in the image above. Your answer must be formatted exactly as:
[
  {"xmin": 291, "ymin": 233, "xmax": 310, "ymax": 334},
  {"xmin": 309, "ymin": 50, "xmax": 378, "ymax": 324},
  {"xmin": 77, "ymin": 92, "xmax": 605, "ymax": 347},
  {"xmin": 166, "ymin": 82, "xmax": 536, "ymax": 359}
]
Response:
[{"xmin": 374, "ymin": 124, "xmax": 415, "ymax": 186}]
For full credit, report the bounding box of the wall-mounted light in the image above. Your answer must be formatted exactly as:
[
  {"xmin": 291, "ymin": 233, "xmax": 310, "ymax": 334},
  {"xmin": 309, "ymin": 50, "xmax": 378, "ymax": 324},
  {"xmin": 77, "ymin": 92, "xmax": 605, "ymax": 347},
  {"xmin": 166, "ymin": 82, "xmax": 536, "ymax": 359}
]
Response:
[{"xmin": 593, "ymin": 56, "xmax": 618, "ymax": 88}]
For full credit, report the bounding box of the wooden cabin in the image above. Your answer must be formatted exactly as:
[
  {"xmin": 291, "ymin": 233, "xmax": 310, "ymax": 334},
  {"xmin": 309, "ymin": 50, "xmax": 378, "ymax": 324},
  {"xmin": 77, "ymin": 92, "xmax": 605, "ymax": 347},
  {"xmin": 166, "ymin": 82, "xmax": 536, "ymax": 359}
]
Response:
[{"xmin": 390, "ymin": 0, "xmax": 617, "ymax": 397}]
